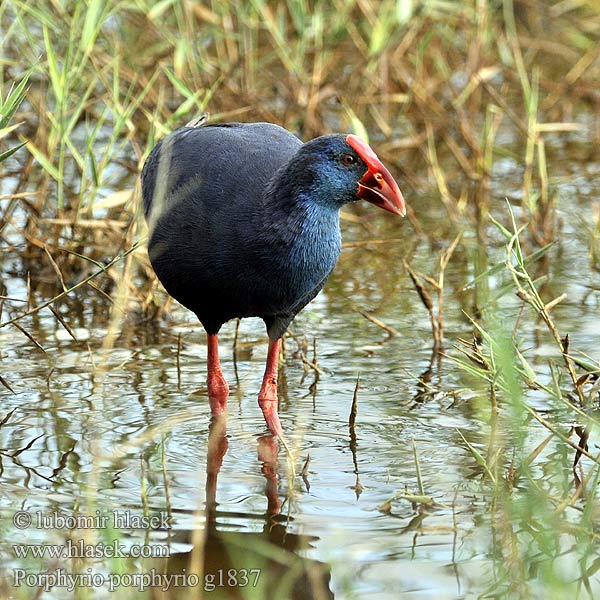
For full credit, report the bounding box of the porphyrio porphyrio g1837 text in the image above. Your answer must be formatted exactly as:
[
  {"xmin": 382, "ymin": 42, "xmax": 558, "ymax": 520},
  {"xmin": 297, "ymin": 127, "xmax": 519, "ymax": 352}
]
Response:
[{"xmin": 141, "ymin": 119, "xmax": 405, "ymax": 436}]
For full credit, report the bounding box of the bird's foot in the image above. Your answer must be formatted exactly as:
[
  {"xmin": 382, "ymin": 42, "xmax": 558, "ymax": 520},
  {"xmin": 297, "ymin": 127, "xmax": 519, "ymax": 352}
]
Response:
[
  {"xmin": 258, "ymin": 388, "xmax": 283, "ymax": 437},
  {"xmin": 207, "ymin": 373, "xmax": 229, "ymax": 417},
  {"xmin": 208, "ymin": 368, "xmax": 229, "ymax": 395},
  {"xmin": 208, "ymin": 394, "xmax": 228, "ymax": 418}
]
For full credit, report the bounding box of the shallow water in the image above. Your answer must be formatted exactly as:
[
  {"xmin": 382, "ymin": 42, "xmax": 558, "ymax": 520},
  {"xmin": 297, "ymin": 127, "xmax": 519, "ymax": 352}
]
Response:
[{"xmin": 1, "ymin": 140, "xmax": 600, "ymax": 600}]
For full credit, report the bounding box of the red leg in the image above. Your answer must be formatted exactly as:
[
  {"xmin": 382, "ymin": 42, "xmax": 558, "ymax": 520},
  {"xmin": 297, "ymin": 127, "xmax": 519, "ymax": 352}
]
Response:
[
  {"xmin": 258, "ymin": 338, "xmax": 283, "ymax": 436},
  {"xmin": 207, "ymin": 333, "xmax": 229, "ymax": 415}
]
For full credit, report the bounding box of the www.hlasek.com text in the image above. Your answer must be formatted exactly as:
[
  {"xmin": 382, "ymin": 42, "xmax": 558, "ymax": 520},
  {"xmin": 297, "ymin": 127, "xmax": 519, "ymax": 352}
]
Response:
[{"xmin": 13, "ymin": 539, "xmax": 169, "ymax": 559}]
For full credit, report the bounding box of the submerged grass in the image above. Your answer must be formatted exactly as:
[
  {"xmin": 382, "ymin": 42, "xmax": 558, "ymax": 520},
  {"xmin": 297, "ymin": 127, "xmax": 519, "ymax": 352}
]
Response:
[{"xmin": 446, "ymin": 202, "xmax": 600, "ymax": 597}]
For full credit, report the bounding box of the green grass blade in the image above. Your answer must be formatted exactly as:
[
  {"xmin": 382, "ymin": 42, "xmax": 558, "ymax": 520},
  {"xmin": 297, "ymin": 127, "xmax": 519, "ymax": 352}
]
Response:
[{"xmin": 0, "ymin": 140, "xmax": 27, "ymax": 162}]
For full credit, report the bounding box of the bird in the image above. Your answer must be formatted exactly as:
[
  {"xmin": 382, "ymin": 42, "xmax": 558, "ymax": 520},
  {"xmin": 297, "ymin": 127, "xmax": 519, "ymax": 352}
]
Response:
[{"xmin": 141, "ymin": 117, "xmax": 405, "ymax": 435}]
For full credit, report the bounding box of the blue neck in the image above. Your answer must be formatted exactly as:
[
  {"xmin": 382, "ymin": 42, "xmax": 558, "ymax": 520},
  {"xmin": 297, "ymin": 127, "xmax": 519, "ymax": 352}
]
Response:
[
  {"xmin": 258, "ymin": 189, "xmax": 342, "ymax": 299},
  {"xmin": 288, "ymin": 195, "xmax": 341, "ymax": 270}
]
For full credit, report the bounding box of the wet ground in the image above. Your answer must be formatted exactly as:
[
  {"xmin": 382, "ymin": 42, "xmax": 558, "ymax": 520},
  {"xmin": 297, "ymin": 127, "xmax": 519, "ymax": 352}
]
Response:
[{"xmin": 1, "ymin": 138, "xmax": 600, "ymax": 599}]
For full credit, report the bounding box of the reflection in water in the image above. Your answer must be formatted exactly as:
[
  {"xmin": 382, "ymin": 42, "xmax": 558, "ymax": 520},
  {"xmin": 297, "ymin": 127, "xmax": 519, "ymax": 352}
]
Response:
[
  {"xmin": 411, "ymin": 349, "xmax": 442, "ymax": 407},
  {"xmin": 155, "ymin": 417, "xmax": 334, "ymax": 599}
]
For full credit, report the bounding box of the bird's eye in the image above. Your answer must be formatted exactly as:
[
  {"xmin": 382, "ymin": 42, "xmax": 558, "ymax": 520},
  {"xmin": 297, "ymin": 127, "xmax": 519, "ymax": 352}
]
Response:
[{"xmin": 342, "ymin": 154, "xmax": 357, "ymax": 165}]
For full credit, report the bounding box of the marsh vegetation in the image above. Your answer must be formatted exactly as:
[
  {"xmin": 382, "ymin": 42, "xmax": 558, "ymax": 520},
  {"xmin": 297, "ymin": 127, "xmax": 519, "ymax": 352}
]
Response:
[{"xmin": 1, "ymin": 0, "xmax": 600, "ymax": 598}]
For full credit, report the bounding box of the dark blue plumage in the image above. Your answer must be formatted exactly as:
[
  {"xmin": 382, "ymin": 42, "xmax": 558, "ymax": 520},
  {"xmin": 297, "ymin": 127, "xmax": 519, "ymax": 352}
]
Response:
[
  {"xmin": 141, "ymin": 120, "xmax": 405, "ymax": 434},
  {"xmin": 143, "ymin": 123, "xmax": 372, "ymax": 338}
]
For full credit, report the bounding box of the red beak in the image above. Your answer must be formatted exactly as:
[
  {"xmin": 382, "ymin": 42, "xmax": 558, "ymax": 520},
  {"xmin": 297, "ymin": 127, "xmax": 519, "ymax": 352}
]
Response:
[{"xmin": 346, "ymin": 134, "xmax": 406, "ymax": 217}]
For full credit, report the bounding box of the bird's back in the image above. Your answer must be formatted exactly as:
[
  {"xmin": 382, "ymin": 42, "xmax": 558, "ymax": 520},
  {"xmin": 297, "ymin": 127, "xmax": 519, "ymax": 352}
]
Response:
[
  {"xmin": 142, "ymin": 122, "xmax": 301, "ymax": 222},
  {"xmin": 141, "ymin": 122, "xmax": 304, "ymax": 333}
]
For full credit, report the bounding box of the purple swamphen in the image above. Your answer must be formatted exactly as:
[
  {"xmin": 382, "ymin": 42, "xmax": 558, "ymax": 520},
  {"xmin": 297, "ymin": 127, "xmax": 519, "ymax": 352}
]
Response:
[{"xmin": 141, "ymin": 118, "xmax": 405, "ymax": 435}]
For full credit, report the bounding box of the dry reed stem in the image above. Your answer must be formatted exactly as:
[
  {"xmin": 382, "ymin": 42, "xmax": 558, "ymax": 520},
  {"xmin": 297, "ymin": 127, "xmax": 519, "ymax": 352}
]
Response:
[
  {"xmin": 355, "ymin": 308, "xmax": 400, "ymax": 337},
  {"xmin": 404, "ymin": 233, "xmax": 461, "ymax": 352}
]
